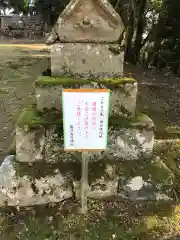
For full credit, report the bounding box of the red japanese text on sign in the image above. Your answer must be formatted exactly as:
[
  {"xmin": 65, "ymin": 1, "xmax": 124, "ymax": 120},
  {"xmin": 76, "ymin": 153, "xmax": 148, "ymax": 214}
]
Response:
[
  {"xmin": 76, "ymin": 101, "xmax": 81, "ymax": 132},
  {"xmin": 84, "ymin": 102, "xmax": 89, "ymax": 138},
  {"xmin": 92, "ymin": 101, "xmax": 97, "ymax": 130}
]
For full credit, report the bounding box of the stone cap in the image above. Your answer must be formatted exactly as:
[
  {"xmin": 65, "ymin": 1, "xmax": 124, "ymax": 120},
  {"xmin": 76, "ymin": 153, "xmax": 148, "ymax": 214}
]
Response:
[{"xmin": 46, "ymin": 0, "xmax": 125, "ymax": 44}]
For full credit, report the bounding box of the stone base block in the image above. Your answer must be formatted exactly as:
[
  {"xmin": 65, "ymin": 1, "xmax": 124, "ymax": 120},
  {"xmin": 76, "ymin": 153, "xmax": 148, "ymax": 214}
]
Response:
[
  {"xmin": 118, "ymin": 176, "xmax": 172, "ymax": 201},
  {"xmin": 35, "ymin": 76, "xmax": 137, "ymax": 118},
  {"xmin": 51, "ymin": 43, "xmax": 124, "ymax": 78},
  {"xmin": 15, "ymin": 109, "xmax": 154, "ymax": 163},
  {"xmin": 105, "ymin": 126, "xmax": 154, "ymax": 161},
  {"xmin": 116, "ymin": 157, "xmax": 174, "ymax": 201},
  {"xmin": 0, "ymin": 156, "xmax": 173, "ymax": 206},
  {"xmin": 0, "ymin": 156, "xmax": 73, "ymax": 207},
  {"xmin": 73, "ymin": 178, "xmax": 119, "ymax": 200}
]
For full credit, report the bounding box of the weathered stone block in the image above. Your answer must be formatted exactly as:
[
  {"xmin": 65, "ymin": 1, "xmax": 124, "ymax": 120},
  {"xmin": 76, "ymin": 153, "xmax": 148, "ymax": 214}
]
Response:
[
  {"xmin": 82, "ymin": 113, "xmax": 155, "ymax": 162},
  {"xmin": 36, "ymin": 85, "xmax": 62, "ymax": 112},
  {"xmin": 44, "ymin": 123, "xmax": 154, "ymax": 163},
  {"xmin": 35, "ymin": 76, "xmax": 137, "ymax": 118},
  {"xmin": 73, "ymin": 158, "xmax": 173, "ymax": 201},
  {"xmin": 45, "ymin": 113, "xmax": 154, "ymax": 162},
  {"xmin": 15, "ymin": 108, "xmax": 154, "ymax": 163},
  {"xmin": 110, "ymin": 82, "xmax": 137, "ymax": 118},
  {"xmin": 116, "ymin": 158, "xmax": 174, "ymax": 201},
  {"xmin": 74, "ymin": 178, "xmax": 119, "ymax": 200},
  {"xmin": 51, "ymin": 43, "xmax": 124, "ymax": 78},
  {"xmin": 0, "ymin": 156, "xmax": 73, "ymax": 207},
  {"xmin": 73, "ymin": 160, "xmax": 119, "ymax": 199},
  {"xmin": 16, "ymin": 126, "xmax": 46, "ymax": 163},
  {"xmin": 0, "ymin": 155, "xmax": 173, "ymax": 205},
  {"xmin": 105, "ymin": 126, "xmax": 154, "ymax": 161}
]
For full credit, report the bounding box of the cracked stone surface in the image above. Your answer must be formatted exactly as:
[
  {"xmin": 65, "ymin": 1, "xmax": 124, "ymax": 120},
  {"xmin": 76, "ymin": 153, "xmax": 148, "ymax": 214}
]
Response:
[
  {"xmin": 16, "ymin": 122, "xmax": 154, "ymax": 163},
  {"xmin": 118, "ymin": 176, "xmax": 173, "ymax": 201},
  {"xmin": 16, "ymin": 126, "xmax": 46, "ymax": 163},
  {"xmin": 0, "ymin": 155, "xmax": 73, "ymax": 206}
]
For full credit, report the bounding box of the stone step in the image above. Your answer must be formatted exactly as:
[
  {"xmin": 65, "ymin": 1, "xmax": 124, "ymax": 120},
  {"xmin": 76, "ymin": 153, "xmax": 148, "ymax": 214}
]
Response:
[
  {"xmin": 0, "ymin": 155, "xmax": 174, "ymax": 207},
  {"xmin": 34, "ymin": 75, "xmax": 138, "ymax": 119},
  {"xmin": 15, "ymin": 107, "xmax": 154, "ymax": 163}
]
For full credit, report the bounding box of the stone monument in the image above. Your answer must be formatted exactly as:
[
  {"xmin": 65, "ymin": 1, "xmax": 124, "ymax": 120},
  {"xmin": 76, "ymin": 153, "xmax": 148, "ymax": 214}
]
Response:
[{"xmin": 0, "ymin": 0, "xmax": 173, "ymax": 207}]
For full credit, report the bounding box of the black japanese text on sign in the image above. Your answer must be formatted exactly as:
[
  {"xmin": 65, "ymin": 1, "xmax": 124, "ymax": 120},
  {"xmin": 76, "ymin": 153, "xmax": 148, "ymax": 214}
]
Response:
[
  {"xmin": 69, "ymin": 124, "xmax": 74, "ymax": 146},
  {"xmin": 99, "ymin": 96, "xmax": 104, "ymax": 138}
]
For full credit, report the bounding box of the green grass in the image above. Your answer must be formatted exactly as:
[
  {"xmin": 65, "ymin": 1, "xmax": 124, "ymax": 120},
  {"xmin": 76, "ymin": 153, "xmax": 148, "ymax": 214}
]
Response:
[{"xmin": 0, "ymin": 200, "xmax": 179, "ymax": 240}]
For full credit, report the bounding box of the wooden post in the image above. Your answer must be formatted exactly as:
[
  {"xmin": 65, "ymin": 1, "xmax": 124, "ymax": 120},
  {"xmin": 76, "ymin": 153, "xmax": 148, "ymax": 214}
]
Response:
[{"xmin": 79, "ymin": 152, "xmax": 89, "ymax": 214}]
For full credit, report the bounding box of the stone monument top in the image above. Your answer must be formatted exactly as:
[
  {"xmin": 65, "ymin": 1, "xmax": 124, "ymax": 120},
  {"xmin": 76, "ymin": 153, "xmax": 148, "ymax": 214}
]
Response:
[{"xmin": 46, "ymin": 0, "xmax": 125, "ymax": 44}]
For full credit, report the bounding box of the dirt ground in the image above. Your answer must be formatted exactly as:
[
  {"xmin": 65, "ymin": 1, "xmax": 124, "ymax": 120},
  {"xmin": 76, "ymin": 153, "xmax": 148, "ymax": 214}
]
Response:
[
  {"xmin": 125, "ymin": 63, "xmax": 180, "ymax": 130},
  {"xmin": 0, "ymin": 40, "xmax": 49, "ymax": 161}
]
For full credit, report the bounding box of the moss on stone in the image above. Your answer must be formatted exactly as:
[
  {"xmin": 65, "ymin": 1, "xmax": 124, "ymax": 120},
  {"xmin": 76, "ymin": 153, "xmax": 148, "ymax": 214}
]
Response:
[
  {"xmin": 35, "ymin": 76, "xmax": 90, "ymax": 87},
  {"xmin": 17, "ymin": 106, "xmax": 153, "ymax": 132},
  {"xmin": 109, "ymin": 111, "xmax": 154, "ymax": 130},
  {"xmin": 88, "ymin": 157, "xmax": 173, "ymax": 186},
  {"xmin": 99, "ymin": 77, "xmax": 136, "ymax": 85},
  {"xmin": 156, "ymin": 126, "xmax": 180, "ymax": 139},
  {"xmin": 154, "ymin": 142, "xmax": 180, "ymax": 198},
  {"xmin": 35, "ymin": 75, "xmax": 136, "ymax": 89},
  {"xmin": 14, "ymin": 160, "xmax": 81, "ymax": 180},
  {"xmin": 16, "ymin": 107, "xmax": 63, "ymax": 130},
  {"xmin": 118, "ymin": 158, "xmax": 173, "ymax": 184},
  {"xmin": 151, "ymin": 159, "xmax": 174, "ymax": 184}
]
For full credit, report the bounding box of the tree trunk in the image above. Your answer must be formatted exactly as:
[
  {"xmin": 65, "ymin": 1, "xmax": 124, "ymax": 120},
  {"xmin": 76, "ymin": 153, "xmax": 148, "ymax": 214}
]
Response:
[
  {"xmin": 124, "ymin": 1, "xmax": 135, "ymax": 62},
  {"xmin": 143, "ymin": 39, "xmax": 161, "ymax": 68},
  {"xmin": 133, "ymin": 0, "xmax": 147, "ymax": 64}
]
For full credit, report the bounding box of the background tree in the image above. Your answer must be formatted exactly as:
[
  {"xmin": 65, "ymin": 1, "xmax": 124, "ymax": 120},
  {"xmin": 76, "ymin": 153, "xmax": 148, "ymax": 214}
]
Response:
[
  {"xmin": 34, "ymin": 0, "xmax": 70, "ymax": 27},
  {"xmin": 0, "ymin": 0, "xmax": 9, "ymax": 14},
  {"xmin": 2, "ymin": 0, "xmax": 179, "ymax": 76}
]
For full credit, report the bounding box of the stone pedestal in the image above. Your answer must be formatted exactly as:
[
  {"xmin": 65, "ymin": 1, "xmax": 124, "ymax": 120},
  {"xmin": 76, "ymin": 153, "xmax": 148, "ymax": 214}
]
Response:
[
  {"xmin": 15, "ymin": 107, "xmax": 154, "ymax": 163},
  {"xmin": 0, "ymin": 0, "xmax": 169, "ymax": 208},
  {"xmin": 35, "ymin": 76, "xmax": 137, "ymax": 118},
  {"xmin": 0, "ymin": 155, "xmax": 173, "ymax": 207},
  {"xmin": 51, "ymin": 43, "xmax": 124, "ymax": 78}
]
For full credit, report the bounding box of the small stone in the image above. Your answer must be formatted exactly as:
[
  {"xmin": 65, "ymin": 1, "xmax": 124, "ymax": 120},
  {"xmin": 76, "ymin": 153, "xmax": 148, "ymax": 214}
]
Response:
[
  {"xmin": 23, "ymin": 125, "xmax": 29, "ymax": 132},
  {"xmin": 126, "ymin": 176, "xmax": 144, "ymax": 191},
  {"xmin": 54, "ymin": 169, "xmax": 59, "ymax": 174},
  {"xmin": 112, "ymin": 234, "xmax": 117, "ymax": 239}
]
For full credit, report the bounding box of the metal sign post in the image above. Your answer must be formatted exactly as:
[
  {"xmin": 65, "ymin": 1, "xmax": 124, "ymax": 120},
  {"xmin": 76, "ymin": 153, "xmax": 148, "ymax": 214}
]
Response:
[
  {"xmin": 62, "ymin": 89, "xmax": 110, "ymax": 214},
  {"xmin": 80, "ymin": 152, "xmax": 89, "ymax": 214}
]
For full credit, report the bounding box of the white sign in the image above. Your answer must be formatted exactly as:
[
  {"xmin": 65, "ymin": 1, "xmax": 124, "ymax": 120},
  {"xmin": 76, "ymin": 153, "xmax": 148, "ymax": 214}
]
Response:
[{"xmin": 62, "ymin": 89, "xmax": 110, "ymax": 151}]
